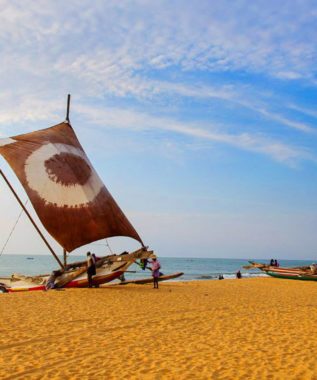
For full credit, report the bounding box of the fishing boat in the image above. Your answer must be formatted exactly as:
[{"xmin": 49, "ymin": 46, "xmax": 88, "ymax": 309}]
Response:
[
  {"xmin": 0, "ymin": 95, "xmax": 154, "ymax": 292},
  {"xmin": 246, "ymin": 261, "xmax": 317, "ymax": 281}
]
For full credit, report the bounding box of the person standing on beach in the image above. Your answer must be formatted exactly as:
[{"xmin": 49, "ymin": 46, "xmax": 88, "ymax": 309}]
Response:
[
  {"xmin": 149, "ymin": 256, "xmax": 161, "ymax": 289},
  {"xmin": 86, "ymin": 251, "xmax": 96, "ymax": 288},
  {"xmin": 236, "ymin": 270, "xmax": 242, "ymax": 279}
]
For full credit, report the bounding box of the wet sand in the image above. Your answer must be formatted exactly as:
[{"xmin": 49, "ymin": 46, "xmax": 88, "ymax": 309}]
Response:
[{"xmin": 1, "ymin": 278, "xmax": 317, "ymax": 379}]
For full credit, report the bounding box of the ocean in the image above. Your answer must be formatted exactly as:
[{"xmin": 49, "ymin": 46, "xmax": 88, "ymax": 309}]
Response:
[{"xmin": 0, "ymin": 254, "xmax": 314, "ymax": 281}]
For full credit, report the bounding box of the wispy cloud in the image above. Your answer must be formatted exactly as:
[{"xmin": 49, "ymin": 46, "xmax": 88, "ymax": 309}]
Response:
[
  {"xmin": 0, "ymin": 1, "xmax": 315, "ymax": 164},
  {"xmin": 250, "ymin": 107, "xmax": 315, "ymax": 134},
  {"xmin": 1, "ymin": 1, "xmax": 316, "ymax": 86},
  {"xmin": 75, "ymin": 104, "xmax": 315, "ymax": 165},
  {"xmin": 0, "ymin": 95, "xmax": 63, "ymax": 136},
  {"xmin": 151, "ymin": 82, "xmax": 316, "ymax": 134},
  {"xmin": 0, "ymin": 92, "xmax": 312, "ymax": 166},
  {"xmin": 288, "ymin": 104, "xmax": 317, "ymax": 119}
]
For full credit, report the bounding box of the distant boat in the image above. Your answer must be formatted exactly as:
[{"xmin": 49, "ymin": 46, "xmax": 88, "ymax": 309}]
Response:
[
  {"xmin": 247, "ymin": 261, "xmax": 317, "ymax": 281},
  {"xmin": 0, "ymin": 95, "xmax": 154, "ymax": 293}
]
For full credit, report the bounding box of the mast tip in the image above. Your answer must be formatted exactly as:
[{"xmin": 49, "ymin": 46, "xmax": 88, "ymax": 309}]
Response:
[{"xmin": 66, "ymin": 94, "xmax": 71, "ymax": 123}]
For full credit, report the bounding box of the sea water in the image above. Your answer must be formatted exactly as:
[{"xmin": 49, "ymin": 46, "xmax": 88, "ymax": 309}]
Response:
[{"xmin": 0, "ymin": 254, "xmax": 314, "ymax": 281}]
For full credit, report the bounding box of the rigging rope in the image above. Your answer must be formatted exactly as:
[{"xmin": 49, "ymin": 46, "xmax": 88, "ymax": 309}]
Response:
[
  {"xmin": 90, "ymin": 239, "xmax": 113, "ymax": 254},
  {"xmin": 105, "ymin": 239, "xmax": 113, "ymax": 255},
  {"xmin": 0, "ymin": 200, "xmax": 29, "ymax": 258}
]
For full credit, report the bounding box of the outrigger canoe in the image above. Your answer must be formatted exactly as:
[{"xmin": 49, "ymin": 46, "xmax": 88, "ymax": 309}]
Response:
[
  {"xmin": 114, "ymin": 272, "xmax": 184, "ymax": 285},
  {"xmin": 247, "ymin": 261, "xmax": 317, "ymax": 281},
  {"xmin": 0, "ymin": 250, "xmax": 154, "ymax": 293},
  {"xmin": 0, "ymin": 95, "xmax": 155, "ymax": 292}
]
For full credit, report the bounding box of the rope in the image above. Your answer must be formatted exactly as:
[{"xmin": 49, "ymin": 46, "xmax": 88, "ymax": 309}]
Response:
[
  {"xmin": 89, "ymin": 239, "xmax": 113, "ymax": 254},
  {"xmin": 0, "ymin": 200, "xmax": 28, "ymax": 258},
  {"xmin": 105, "ymin": 239, "xmax": 113, "ymax": 254}
]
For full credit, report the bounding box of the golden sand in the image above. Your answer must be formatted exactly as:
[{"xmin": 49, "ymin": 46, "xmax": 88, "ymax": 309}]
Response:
[{"xmin": 1, "ymin": 278, "xmax": 317, "ymax": 379}]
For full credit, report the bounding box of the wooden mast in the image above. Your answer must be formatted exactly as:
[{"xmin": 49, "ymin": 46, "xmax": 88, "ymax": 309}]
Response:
[
  {"xmin": 66, "ymin": 94, "xmax": 71, "ymax": 123},
  {"xmin": 63, "ymin": 94, "xmax": 71, "ymax": 268},
  {"xmin": 63, "ymin": 248, "xmax": 67, "ymax": 267},
  {"xmin": 0, "ymin": 170, "xmax": 65, "ymax": 270},
  {"xmin": 62, "ymin": 94, "xmax": 71, "ymax": 268}
]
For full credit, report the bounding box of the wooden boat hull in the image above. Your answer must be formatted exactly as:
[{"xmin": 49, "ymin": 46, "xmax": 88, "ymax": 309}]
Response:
[
  {"xmin": 266, "ymin": 271, "xmax": 317, "ymax": 281},
  {"xmin": 0, "ymin": 270, "xmax": 125, "ymax": 292},
  {"xmin": 249, "ymin": 261, "xmax": 317, "ymax": 282},
  {"xmin": 116, "ymin": 272, "xmax": 184, "ymax": 285},
  {"xmin": 0, "ymin": 262, "xmax": 130, "ymax": 292}
]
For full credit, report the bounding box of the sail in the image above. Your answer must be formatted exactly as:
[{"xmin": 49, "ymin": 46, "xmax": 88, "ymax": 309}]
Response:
[{"xmin": 0, "ymin": 122, "xmax": 143, "ymax": 251}]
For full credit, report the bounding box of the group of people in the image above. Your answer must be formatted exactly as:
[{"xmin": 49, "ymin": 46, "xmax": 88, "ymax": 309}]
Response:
[
  {"xmin": 270, "ymin": 259, "xmax": 279, "ymax": 267},
  {"xmin": 236, "ymin": 270, "xmax": 242, "ymax": 279},
  {"xmin": 218, "ymin": 270, "xmax": 242, "ymax": 280},
  {"xmin": 137, "ymin": 255, "xmax": 161, "ymax": 288}
]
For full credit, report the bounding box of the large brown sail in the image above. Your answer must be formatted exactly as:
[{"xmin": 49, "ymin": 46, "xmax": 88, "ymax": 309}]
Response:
[{"xmin": 0, "ymin": 122, "xmax": 143, "ymax": 252}]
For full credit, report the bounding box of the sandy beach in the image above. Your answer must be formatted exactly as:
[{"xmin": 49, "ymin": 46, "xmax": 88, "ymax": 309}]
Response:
[{"xmin": 1, "ymin": 278, "xmax": 317, "ymax": 379}]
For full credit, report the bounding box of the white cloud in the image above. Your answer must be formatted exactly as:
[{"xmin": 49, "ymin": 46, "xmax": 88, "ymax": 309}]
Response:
[
  {"xmin": 0, "ymin": 95, "xmax": 63, "ymax": 138},
  {"xmin": 0, "ymin": 1, "xmax": 315, "ymax": 165},
  {"xmin": 288, "ymin": 104, "xmax": 317, "ymax": 119},
  {"xmin": 254, "ymin": 108, "xmax": 315, "ymax": 133},
  {"xmin": 75, "ymin": 104, "xmax": 314, "ymax": 165},
  {"xmin": 0, "ymin": 0, "xmax": 316, "ymax": 88}
]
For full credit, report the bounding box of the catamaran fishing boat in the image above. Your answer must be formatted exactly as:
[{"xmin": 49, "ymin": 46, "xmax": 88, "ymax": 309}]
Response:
[
  {"xmin": 246, "ymin": 261, "xmax": 317, "ymax": 281},
  {"xmin": 0, "ymin": 95, "xmax": 154, "ymax": 292}
]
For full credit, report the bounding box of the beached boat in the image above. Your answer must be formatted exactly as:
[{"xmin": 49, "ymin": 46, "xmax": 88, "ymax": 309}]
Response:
[
  {"xmin": 0, "ymin": 95, "xmax": 154, "ymax": 292},
  {"xmin": 247, "ymin": 261, "xmax": 317, "ymax": 281},
  {"xmin": 115, "ymin": 272, "xmax": 184, "ymax": 285}
]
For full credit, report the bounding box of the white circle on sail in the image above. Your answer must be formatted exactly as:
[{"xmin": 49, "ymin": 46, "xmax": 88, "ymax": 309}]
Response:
[{"xmin": 25, "ymin": 143, "xmax": 104, "ymax": 207}]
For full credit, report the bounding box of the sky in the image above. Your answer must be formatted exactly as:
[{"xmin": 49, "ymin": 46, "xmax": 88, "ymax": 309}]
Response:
[{"xmin": 0, "ymin": 0, "xmax": 317, "ymax": 260}]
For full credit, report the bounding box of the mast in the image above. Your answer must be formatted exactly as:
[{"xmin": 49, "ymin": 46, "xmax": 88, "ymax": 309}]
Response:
[
  {"xmin": 63, "ymin": 248, "xmax": 67, "ymax": 267},
  {"xmin": 66, "ymin": 94, "xmax": 71, "ymax": 123},
  {"xmin": 0, "ymin": 169, "xmax": 64, "ymax": 270}
]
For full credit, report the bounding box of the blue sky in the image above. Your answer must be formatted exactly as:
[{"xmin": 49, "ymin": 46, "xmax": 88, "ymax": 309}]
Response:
[{"xmin": 0, "ymin": 0, "xmax": 317, "ymax": 259}]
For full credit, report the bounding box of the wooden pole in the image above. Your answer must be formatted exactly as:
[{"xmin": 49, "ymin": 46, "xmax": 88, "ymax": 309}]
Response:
[
  {"xmin": 66, "ymin": 94, "xmax": 71, "ymax": 123},
  {"xmin": 0, "ymin": 169, "xmax": 64, "ymax": 270},
  {"xmin": 63, "ymin": 248, "xmax": 67, "ymax": 267}
]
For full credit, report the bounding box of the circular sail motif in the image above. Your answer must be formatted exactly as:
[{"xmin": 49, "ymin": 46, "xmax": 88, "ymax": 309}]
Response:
[{"xmin": 25, "ymin": 143, "xmax": 104, "ymax": 207}]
